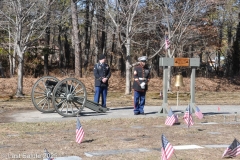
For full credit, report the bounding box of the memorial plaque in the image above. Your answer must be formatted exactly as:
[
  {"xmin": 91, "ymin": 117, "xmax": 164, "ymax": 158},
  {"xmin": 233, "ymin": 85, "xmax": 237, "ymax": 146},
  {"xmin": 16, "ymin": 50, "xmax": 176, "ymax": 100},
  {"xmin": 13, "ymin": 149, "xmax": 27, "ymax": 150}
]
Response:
[{"xmin": 174, "ymin": 58, "xmax": 189, "ymax": 66}]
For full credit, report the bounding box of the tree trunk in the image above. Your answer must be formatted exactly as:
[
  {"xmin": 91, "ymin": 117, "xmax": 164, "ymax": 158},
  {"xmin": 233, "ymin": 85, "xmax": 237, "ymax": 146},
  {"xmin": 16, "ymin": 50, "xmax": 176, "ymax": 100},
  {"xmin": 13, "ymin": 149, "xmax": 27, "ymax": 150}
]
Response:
[
  {"xmin": 15, "ymin": 17, "xmax": 24, "ymax": 97},
  {"xmin": 100, "ymin": 1, "xmax": 106, "ymax": 54},
  {"xmin": 125, "ymin": 38, "xmax": 131, "ymax": 95},
  {"xmin": 125, "ymin": 60, "xmax": 131, "ymax": 95},
  {"xmin": 16, "ymin": 51, "xmax": 24, "ymax": 97},
  {"xmin": 8, "ymin": 25, "xmax": 13, "ymax": 77},
  {"xmin": 84, "ymin": 0, "xmax": 90, "ymax": 72},
  {"xmin": 64, "ymin": 33, "xmax": 70, "ymax": 69},
  {"xmin": 13, "ymin": 47, "xmax": 16, "ymax": 76},
  {"xmin": 44, "ymin": 8, "xmax": 51, "ymax": 76},
  {"xmin": 44, "ymin": 26, "xmax": 50, "ymax": 76},
  {"xmin": 9, "ymin": 55, "xmax": 13, "ymax": 77},
  {"xmin": 58, "ymin": 25, "xmax": 64, "ymax": 70},
  {"xmin": 0, "ymin": 62, "xmax": 4, "ymax": 78},
  {"xmin": 71, "ymin": 0, "xmax": 82, "ymax": 77}
]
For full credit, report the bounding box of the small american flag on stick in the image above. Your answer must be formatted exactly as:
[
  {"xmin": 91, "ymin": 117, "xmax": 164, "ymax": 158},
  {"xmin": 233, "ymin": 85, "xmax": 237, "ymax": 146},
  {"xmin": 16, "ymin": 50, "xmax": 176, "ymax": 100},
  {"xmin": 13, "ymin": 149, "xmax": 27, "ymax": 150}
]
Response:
[
  {"xmin": 165, "ymin": 108, "xmax": 178, "ymax": 126},
  {"xmin": 76, "ymin": 118, "xmax": 84, "ymax": 144},
  {"xmin": 183, "ymin": 105, "xmax": 194, "ymax": 127},
  {"xmin": 161, "ymin": 134, "xmax": 174, "ymax": 160},
  {"xmin": 195, "ymin": 106, "xmax": 203, "ymax": 119},
  {"xmin": 222, "ymin": 138, "xmax": 240, "ymax": 158}
]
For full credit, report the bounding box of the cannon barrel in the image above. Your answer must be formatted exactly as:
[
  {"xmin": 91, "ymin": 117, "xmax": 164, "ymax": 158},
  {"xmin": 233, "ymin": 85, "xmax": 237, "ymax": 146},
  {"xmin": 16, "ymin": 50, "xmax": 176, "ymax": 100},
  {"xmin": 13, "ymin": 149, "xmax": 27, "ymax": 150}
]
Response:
[{"xmin": 45, "ymin": 80, "xmax": 58, "ymax": 86}]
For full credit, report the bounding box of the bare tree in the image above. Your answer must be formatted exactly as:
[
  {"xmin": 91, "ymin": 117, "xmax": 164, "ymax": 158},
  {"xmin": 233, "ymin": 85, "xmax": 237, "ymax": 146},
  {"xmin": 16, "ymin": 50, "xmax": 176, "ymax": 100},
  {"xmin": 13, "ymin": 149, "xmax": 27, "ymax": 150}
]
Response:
[
  {"xmin": 104, "ymin": 0, "xmax": 211, "ymax": 93},
  {"xmin": 0, "ymin": 0, "xmax": 55, "ymax": 96},
  {"xmin": 105, "ymin": 0, "xmax": 149, "ymax": 94},
  {"xmin": 150, "ymin": 0, "xmax": 209, "ymax": 91}
]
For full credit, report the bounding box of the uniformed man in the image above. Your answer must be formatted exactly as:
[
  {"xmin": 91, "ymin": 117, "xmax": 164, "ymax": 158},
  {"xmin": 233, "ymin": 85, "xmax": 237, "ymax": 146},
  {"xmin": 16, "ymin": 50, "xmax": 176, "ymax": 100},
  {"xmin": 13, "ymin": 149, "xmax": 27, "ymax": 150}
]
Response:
[
  {"xmin": 132, "ymin": 56, "xmax": 150, "ymax": 115},
  {"xmin": 93, "ymin": 54, "xmax": 111, "ymax": 108}
]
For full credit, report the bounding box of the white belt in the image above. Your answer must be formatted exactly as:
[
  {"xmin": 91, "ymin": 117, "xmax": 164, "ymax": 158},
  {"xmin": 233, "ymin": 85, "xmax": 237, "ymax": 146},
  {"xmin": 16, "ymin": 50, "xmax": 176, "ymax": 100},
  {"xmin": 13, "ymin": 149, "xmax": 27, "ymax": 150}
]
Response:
[{"xmin": 139, "ymin": 78, "xmax": 146, "ymax": 80}]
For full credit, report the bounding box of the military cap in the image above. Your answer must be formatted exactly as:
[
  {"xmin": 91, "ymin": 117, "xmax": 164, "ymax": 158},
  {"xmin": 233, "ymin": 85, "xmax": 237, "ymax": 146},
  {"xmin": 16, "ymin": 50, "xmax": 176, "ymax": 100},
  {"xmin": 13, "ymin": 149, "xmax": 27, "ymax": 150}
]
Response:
[
  {"xmin": 98, "ymin": 54, "xmax": 106, "ymax": 60},
  {"xmin": 138, "ymin": 56, "xmax": 147, "ymax": 62}
]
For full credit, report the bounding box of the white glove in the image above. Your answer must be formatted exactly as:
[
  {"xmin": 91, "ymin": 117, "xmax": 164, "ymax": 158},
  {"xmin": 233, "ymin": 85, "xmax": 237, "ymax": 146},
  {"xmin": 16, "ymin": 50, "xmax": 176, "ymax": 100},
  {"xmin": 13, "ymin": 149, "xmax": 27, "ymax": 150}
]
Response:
[{"xmin": 140, "ymin": 82, "xmax": 146, "ymax": 89}]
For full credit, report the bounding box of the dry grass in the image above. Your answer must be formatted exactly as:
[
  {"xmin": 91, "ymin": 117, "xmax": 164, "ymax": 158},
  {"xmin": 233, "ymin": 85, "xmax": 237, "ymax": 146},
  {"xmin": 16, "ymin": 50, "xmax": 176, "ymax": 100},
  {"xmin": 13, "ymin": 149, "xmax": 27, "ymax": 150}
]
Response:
[
  {"xmin": 0, "ymin": 74, "xmax": 240, "ymax": 159},
  {"xmin": 0, "ymin": 72, "xmax": 240, "ymax": 97},
  {"xmin": 0, "ymin": 116, "xmax": 240, "ymax": 160}
]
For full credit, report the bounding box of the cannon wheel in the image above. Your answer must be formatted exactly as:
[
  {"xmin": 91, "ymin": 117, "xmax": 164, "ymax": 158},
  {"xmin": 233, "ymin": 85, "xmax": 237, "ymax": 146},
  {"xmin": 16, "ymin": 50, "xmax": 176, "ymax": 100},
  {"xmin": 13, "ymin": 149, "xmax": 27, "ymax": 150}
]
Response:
[
  {"xmin": 52, "ymin": 78, "xmax": 87, "ymax": 117},
  {"xmin": 31, "ymin": 76, "xmax": 59, "ymax": 113}
]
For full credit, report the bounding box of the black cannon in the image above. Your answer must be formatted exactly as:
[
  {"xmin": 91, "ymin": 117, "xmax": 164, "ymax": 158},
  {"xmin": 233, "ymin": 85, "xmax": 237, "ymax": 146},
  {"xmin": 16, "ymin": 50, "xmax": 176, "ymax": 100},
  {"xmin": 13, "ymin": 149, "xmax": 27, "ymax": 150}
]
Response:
[{"xmin": 31, "ymin": 76, "xmax": 109, "ymax": 117}]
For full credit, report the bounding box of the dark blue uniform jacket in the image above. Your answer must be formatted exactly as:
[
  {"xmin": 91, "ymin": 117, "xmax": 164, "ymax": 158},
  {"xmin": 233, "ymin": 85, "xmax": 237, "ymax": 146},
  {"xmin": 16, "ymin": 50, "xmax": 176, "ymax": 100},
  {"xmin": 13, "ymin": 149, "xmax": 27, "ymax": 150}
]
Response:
[
  {"xmin": 132, "ymin": 64, "xmax": 150, "ymax": 92},
  {"xmin": 93, "ymin": 63, "xmax": 111, "ymax": 87}
]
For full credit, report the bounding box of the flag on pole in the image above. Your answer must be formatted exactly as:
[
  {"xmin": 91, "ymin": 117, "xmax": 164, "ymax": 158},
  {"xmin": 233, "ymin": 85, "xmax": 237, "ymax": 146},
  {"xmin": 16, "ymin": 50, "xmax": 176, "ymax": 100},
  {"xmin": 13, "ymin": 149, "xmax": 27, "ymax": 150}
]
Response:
[
  {"xmin": 195, "ymin": 106, "xmax": 203, "ymax": 119},
  {"xmin": 165, "ymin": 35, "xmax": 170, "ymax": 50},
  {"xmin": 183, "ymin": 105, "xmax": 194, "ymax": 127},
  {"xmin": 165, "ymin": 108, "xmax": 178, "ymax": 126},
  {"xmin": 76, "ymin": 118, "xmax": 85, "ymax": 144},
  {"xmin": 222, "ymin": 138, "xmax": 240, "ymax": 158},
  {"xmin": 161, "ymin": 134, "xmax": 174, "ymax": 160}
]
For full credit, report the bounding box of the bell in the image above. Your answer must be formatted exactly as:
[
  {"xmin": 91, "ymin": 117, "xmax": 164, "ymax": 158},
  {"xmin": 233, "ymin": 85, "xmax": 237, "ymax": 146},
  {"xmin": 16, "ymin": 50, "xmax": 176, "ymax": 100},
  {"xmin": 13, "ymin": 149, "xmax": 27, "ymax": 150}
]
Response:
[{"xmin": 174, "ymin": 72, "xmax": 184, "ymax": 87}]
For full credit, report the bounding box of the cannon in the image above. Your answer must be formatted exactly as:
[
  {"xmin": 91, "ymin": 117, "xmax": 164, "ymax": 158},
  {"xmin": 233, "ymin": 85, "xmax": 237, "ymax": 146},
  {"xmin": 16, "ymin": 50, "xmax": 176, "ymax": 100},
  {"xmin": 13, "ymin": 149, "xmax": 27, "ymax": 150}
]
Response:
[{"xmin": 31, "ymin": 76, "xmax": 109, "ymax": 117}]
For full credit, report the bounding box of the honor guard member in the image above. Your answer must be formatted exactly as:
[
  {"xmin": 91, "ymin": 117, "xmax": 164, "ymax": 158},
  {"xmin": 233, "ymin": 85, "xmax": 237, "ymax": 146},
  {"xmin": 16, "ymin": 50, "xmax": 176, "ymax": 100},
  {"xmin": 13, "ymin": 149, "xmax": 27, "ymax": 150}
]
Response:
[
  {"xmin": 93, "ymin": 54, "xmax": 111, "ymax": 108},
  {"xmin": 132, "ymin": 56, "xmax": 150, "ymax": 115}
]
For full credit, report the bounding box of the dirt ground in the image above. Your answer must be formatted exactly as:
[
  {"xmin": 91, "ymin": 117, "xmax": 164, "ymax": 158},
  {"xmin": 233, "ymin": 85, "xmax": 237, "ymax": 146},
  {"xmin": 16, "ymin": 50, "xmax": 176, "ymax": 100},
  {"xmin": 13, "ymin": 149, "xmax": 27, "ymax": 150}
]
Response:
[
  {"xmin": 0, "ymin": 74, "xmax": 240, "ymax": 159},
  {"xmin": 1, "ymin": 72, "xmax": 240, "ymax": 96}
]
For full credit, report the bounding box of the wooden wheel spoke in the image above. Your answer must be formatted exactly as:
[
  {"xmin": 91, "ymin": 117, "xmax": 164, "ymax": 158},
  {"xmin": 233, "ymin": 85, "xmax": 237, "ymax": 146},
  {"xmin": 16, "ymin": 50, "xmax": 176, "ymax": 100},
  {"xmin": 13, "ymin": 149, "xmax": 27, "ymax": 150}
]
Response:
[
  {"xmin": 41, "ymin": 99, "xmax": 48, "ymax": 109},
  {"xmin": 75, "ymin": 88, "xmax": 83, "ymax": 94},
  {"xmin": 37, "ymin": 97, "xmax": 48, "ymax": 106},
  {"xmin": 56, "ymin": 99, "xmax": 66, "ymax": 108},
  {"xmin": 35, "ymin": 95, "xmax": 47, "ymax": 99},
  {"xmin": 59, "ymin": 101, "xmax": 67, "ymax": 112},
  {"xmin": 36, "ymin": 84, "xmax": 46, "ymax": 93},
  {"xmin": 72, "ymin": 101, "xmax": 80, "ymax": 110},
  {"xmin": 71, "ymin": 83, "xmax": 79, "ymax": 93}
]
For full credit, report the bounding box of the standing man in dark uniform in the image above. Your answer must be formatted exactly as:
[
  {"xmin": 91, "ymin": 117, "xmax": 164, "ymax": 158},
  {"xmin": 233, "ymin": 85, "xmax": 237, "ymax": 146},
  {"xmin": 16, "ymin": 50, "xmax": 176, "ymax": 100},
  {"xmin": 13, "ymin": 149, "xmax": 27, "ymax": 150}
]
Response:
[
  {"xmin": 132, "ymin": 56, "xmax": 151, "ymax": 115},
  {"xmin": 93, "ymin": 54, "xmax": 111, "ymax": 108}
]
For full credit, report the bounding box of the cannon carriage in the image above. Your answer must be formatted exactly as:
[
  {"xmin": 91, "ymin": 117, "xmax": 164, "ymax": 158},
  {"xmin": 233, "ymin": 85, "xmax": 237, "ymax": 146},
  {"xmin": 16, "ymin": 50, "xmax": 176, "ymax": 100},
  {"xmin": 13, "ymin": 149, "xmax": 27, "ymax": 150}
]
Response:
[{"xmin": 31, "ymin": 76, "xmax": 109, "ymax": 117}]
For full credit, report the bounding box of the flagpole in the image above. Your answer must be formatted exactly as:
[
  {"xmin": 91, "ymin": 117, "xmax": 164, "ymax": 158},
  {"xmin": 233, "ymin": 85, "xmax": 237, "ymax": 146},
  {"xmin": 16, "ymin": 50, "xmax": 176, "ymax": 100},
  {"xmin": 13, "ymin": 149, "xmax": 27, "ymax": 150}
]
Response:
[
  {"xmin": 76, "ymin": 114, "xmax": 79, "ymax": 145},
  {"xmin": 173, "ymin": 152, "xmax": 178, "ymax": 159}
]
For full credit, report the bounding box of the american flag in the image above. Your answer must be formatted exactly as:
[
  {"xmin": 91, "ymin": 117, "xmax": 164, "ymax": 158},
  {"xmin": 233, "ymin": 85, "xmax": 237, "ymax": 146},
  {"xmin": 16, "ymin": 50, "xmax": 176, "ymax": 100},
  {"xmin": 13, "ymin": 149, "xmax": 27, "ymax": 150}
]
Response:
[
  {"xmin": 76, "ymin": 118, "xmax": 84, "ymax": 144},
  {"xmin": 165, "ymin": 108, "xmax": 178, "ymax": 126},
  {"xmin": 183, "ymin": 105, "xmax": 194, "ymax": 127},
  {"xmin": 165, "ymin": 35, "xmax": 170, "ymax": 50},
  {"xmin": 222, "ymin": 138, "xmax": 240, "ymax": 158},
  {"xmin": 195, "ymin": 106, "xmax": 203, "ymax": 119},
  {"xmin": 161, "ymin": 134, "xmax": 174, "ymax": 160}
]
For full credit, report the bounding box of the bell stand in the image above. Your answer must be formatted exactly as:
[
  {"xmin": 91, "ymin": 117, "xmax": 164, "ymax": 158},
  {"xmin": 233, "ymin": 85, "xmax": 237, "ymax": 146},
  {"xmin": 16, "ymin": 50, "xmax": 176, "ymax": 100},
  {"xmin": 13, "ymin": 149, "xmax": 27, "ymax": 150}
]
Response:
[{"xmin": 158, "ymin": 58, "xmax": 200, "ymax": 116}]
